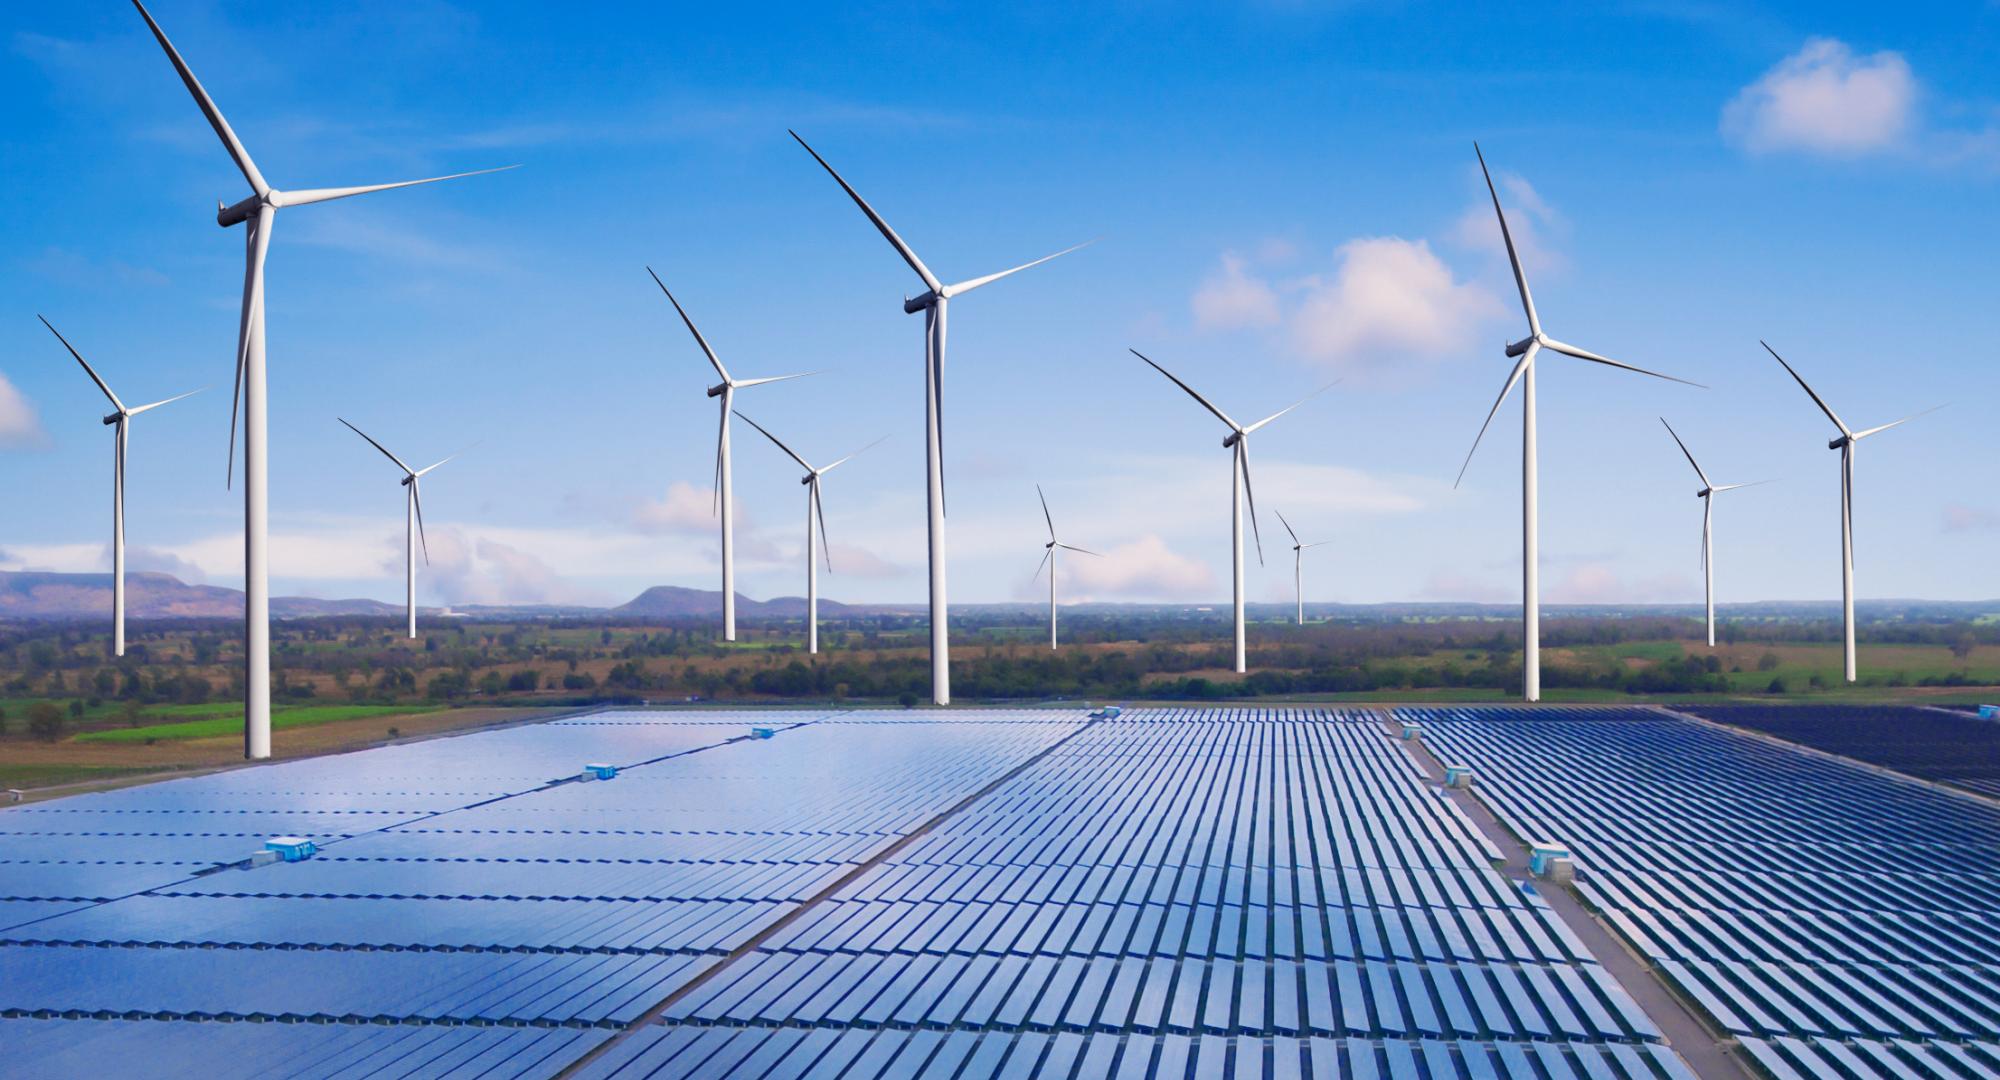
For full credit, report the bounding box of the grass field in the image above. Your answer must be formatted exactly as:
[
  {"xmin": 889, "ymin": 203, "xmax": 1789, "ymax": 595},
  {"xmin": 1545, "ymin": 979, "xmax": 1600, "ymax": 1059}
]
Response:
[{"xmin": 73, "ymin": 704, "xmax": 442, "ymax": 744}]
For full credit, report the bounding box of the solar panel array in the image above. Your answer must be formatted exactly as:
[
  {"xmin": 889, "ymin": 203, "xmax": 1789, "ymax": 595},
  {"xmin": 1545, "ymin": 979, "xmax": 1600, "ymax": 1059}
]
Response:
[
  {"xmin": 1403, "ymin": 705, "xmax": 2000, "ymax": 1080},
  {"xmin": 0, "ymin": 709, "xmax": 1085, "ymax": 1078},
  {"xmin": 1679, "ymin": 703, "xmax": 2000, "ymax": 798},
  {"xmin": 582, "ymin": 708, "xmax": 1693, "ymax": 1079}
]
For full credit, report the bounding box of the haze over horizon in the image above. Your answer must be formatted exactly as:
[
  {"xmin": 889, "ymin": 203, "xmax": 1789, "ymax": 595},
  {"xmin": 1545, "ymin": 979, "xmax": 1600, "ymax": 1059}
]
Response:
[{"xmin": 4, "ymin": 2, "xmax": 1996, "ymax": 610}]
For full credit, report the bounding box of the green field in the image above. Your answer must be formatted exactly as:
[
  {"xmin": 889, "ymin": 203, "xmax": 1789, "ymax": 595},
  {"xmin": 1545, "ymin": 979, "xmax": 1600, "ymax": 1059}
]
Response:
[{"xmin": 73, "ymin": 704, "xmax": 441, "ymax": 744}]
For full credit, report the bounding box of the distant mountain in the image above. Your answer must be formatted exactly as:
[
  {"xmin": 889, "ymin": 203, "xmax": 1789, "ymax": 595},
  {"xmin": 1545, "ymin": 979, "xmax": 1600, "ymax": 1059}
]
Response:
[
  {"xmin": 0, "ymin": 571, "xmax": 399, "ymax": 620},
  {"xmin": 611, "ymin": 585, "xmax": 882, "ymax": 618}
]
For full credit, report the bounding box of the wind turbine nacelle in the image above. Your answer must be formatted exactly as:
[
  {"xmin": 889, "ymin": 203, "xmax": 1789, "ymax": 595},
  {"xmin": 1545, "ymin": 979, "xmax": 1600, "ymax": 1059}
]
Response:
[
  {"xmin": 102, "ymin": 413, "xmax": 122, "ymax": 427},
  {"xmin": 903, "ymin": 291, "xmax": 939, "ymax": 314},
  {"xmin": 706, "ymin": 383, "xmax": 728, "ymax": 398},
  {"xmin": 1696, "ymin": 487, "xmax": 1712, "ymax": 498},
  {"xmin": 1222, "ymin": 432, "xmax": 1240, "ymax": 448},
  {"xmin": 1505, "ymin": 336, "xmax": 1535, "ymax": 358},
  {"xmin": 1829, "ymin": 435, "xmax": 1850, "ymax": 450},
  {"xmin": 217, "ymin": 193, "xmax": 264, "ymax": 228},
  {"xmin": 800, "ymin": 474, "xmax": 814, "ymax": 486}
]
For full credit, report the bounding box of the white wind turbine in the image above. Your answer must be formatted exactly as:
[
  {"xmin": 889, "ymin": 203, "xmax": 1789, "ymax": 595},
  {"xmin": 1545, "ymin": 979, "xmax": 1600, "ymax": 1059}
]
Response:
[
  {"xmin": 133, "ymin": 0, "xmax": 513, "ymax": 759},
  {"xmin": 1763, "ymin": 341, "xmax": 1938, "ymax": 683},
  {"xmin": 1032, "ymin": 485, "xmax": 1101, "ymax": 651},
  {"xmin": 340, "ymin": 419, "xmax": 458, "ymax": 641},
  {"xmin": 1455, "ymin": 143, "xmax": 1700, "ymax": 702},
  {"xmin": 1274, "ymin": 510, "xmax": 1330, "ymax": 627},
  {"xmin": 792, "ymin": 131, "xmax": 1088, "ymax": 705},
  {"xmin": 40, "ymin": 316, "xmax": 202, "ymax": 657},
  {"xmin": 1132, "ymin": 349, "xmax": 1331, "ymax": 673},
  {"xmin": 1660, "ymin": 418, "xmax": 1767, "ymax": 648},
  {"xmin": 733, "ymin": 412, "xmax": 882, "ymax": 655},
  {"xmin": 647, "ymin": 269, "xmax": 812, "ymax": 643}
]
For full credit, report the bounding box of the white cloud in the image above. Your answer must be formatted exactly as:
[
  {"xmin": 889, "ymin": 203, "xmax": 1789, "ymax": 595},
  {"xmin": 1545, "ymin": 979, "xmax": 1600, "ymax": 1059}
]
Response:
[
  {"xmin": 634, "ymin": 480, "xmax": 717, "ymax": 534},
  {"xmin": 1192, "ymin": 253, "xmax": 1281, "ymax": 330},
  {"xmin": 1290, "ymin": 237, "xmax": 1501, "ymax": 370},
  {"xmin": 0, "ymin": 373, "xmax": 47, "ymax": 448},
  {"xmin": 1065, "ymin": 534, "xmax": 1216, "ymax": 602},
  {"xmin": 1545, "ymin": 562, "xmax": 1693, "ymax": 605},
  {"xmin": 1450, "ymin": 173, "xmax": 1565, "ymax": 277},
  {"xmin": 1723, "ymin": 38, "xmax": 1916, "ymax": 156}
]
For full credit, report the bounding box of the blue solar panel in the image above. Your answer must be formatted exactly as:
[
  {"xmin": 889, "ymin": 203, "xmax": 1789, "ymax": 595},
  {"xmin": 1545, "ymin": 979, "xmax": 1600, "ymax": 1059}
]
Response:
[{"xmin": 1403, "ymin": 705, "xmax": 2000, "ymax": 1066}]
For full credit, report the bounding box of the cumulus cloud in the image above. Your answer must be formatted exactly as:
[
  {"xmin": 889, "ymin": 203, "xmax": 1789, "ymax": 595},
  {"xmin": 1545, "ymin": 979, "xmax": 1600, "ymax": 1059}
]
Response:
[
  {"xmin": 1544, "ymin": 562, "xmax": 1692, "ymax": 605},
  {"xmin": 1192, "ymin": 253, "xmax": 1281, "ymax": 330},
  {"xmin": 1450, "ymin": 173, "xmax": 1565, "ymax": 277},
  {"xmin": 1065, "ymin": 534, "xmax": 1215, "ymax": 602},
  {"xmin": 825, "ymin": 543, "xmax": 910, "ymax": 580},
  {"xmin": 1723, "ymin": 38, "xmax": 1916, "ymax": 156},
  {"xmin": 0, "ymin": 373, "xmax": 47, "ymax": 448},
  {"xmin": 125, "ymin": 546, "xmax": 208, "ymax": 583},
  {"xmin": 420, "ymin": 527, "xmax": 605, "ymax": 606},
  {"xmin": 1290, "ymin": 237, "xmax": 1501, "ymax": 370},
  {"xmin": 633, "ymin": 480, "xmax": 716, "ymax": 534}
]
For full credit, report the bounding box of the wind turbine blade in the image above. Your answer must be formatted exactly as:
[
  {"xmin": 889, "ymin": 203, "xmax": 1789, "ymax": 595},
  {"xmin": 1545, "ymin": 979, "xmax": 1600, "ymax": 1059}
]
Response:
[
  {"xmin": 1852, "ymin": 405, "xmax": 1944, "ymax": 441},
  {"xmin": 1031, "ymin": 547, "xmax": 1052, "ymax": 583},
  {"xmin": 128, "ymin": 387, "xmax": 206, "ymax": 416},
  {"xmin": 228, "ymin": 207, "xmax": 272, "ymax": 488},
  {"xmin": 38, "ymin": 316, "xmax": 125, "ymax": 412},
  {"xmin": 819, "ymin": 435, "xmax": 887, "ymax": 475},
  {"xmin": 1302, "ymin": 540, "xmax": 1334, "ymax": 549},
  {"xmin": 732, "ymin": 372, "xmax": 817, "ymax": 389},
  {"xmin": 338, "ymin": 418, "xmax": 414, "ymax": 474},
  {"xmin": 732, "ymin": 410, "xmax": 815, "ymax": 472},
  {"xmin": 1037, "ymin": 484, "xmax": 1056, "ymax": 541},
  {"xmin": 131, "ymin": 0, "xmax": 269, "ymax": 195},
  {"xmin": 1659, "ymin": 417, "xmax": 1711, "ymax": 487},
  {"xmin": 275, "ymin": 166, "xmax": 517, "ymax": 210},
  {"xmin": 789, "ymin": 130, "xmax": 942, "ymax": 294},
  {"xmin": 1130, "ymin": 349, "xmax": 1239, "ymax": 430},
  {"xmin": 412, "ymin": 480, "xmax": 430, "ymax": 565},
  {"xmin": 1474, "ymin": 142, "xmax": 1537, "ymax": 335},
  {"xmin": 712, "ymin": 400, "xmax": 726, "ymax": 513},
  {"xmin": 1238, "ymin": 441, "xmax": 1265, "ymax": 566},
  {"xmin": 1541, "ymin": 337, "xmax": 1704, "ymax": 388},
  {"xmin": 1701, "ymin": 497, "xmax": 1710, "ymax": 573},
  {"xmin": 1243, "ymin": 380, "xmax": 1339, "ymax": 434},
  {"xmin": 1056, "ymin": 544, "xmax": 1102, "ymax": 557},
  {"xmin": 1761, "ymin": 340, "xmax": 1850, "ymax": 437},
  {"xmin": 813, "ymin": 481, "xmax": 833, "ymax": 573},
  {"xmin": 1711, "ymin": 479, "xmax": 1775, "ymax": 493},
  {"xmin": 1454, "ymin": 346, "xmax": 1535, "ymax": 489},
  {"xmin": 412, "ymin": 452, "xmax": 459, "ymax": 477},
  {"xmin": 1275, "ymin": 508, "xmax": 1300, "ymax": 547},
  {"xmin": 646, "ymin": 268, "xmax": 731, "ymax": 384},
  {"xmin": 944, "ymin": 241, "xmax": 1093, "ymax": 298}
]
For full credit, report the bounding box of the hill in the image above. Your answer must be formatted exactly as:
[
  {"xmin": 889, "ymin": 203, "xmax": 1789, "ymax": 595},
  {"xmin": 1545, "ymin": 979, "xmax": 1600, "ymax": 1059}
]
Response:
[{"xmin": 0, "ymin": 571, "xmax": 400, "ymax": 620}]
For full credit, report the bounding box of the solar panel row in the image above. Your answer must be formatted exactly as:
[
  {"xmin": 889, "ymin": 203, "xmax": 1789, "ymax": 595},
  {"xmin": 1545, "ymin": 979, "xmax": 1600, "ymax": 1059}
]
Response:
[
  {"xmin": 583, "ymin": 708, "xmax": 1690, "ymax": 1079},
  {"xmin": 0, "ymin": 709, "xmax": 1087, "ymax": 1077},
  {"xmin": 1681, "ymin": 704, "xmax": 2000, "ymax": 799},
  {"xmin": 1404, "ymin": 705, "xmax": 2000, "ymax": 1080}
]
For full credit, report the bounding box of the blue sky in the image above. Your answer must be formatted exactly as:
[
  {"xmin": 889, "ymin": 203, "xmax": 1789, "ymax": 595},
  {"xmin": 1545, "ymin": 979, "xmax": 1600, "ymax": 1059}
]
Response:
[{"xmin": 3, "ymin": 1, "xmax": 1997, "ymax": 609}]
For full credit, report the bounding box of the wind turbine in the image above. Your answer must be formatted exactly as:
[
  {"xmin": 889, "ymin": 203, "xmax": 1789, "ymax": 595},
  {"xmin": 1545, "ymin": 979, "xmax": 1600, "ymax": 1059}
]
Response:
[
  {"xmin": 1763, "ymin": 341, "xmax": 1938, "ymax": 682},
  {"xmin": 733, "ymin": 412, "xmax": 881, "ymax": 655},
  {"xmin": 133, "ymin": 0, "xmax": 513, "ymax": 759},
  {"xmin": 1455, "ymin": 143, "xmax": 1700, "ymax": 702},
  {"xmin": 1032, "ymin": 485, "xmax": 1101, "ymax": 651},
  {"xmin": 40, "ymin": 316, "xmax": 201, "ymax": 657},
  {"xmin": 340, "ymin": 419, "xmax": 457, "ymax": 641},
  {"xmin": 647, "ymin": 269, "xmax": 812, "ymax": 644},
  {"xmin": 1131, "ymin": 349, "xmax": 1331, "ymax": 673},
  {"xmin": 1660, "ymin": 418, "xmax": 1767, "ymax": 648},
  {"xmin": 791, "ymin": 131, "xmax": 1088, "ymax": 705},
  {"xmin": 1274, "ymin": 510, "xmax": 1330, "ymax": 627}
]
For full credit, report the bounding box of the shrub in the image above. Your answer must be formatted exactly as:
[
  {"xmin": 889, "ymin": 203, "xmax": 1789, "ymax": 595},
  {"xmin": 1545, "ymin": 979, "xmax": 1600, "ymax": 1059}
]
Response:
[{"xmin": 27, "ymin": 702, "xmax": 65, "ymax": 742}]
